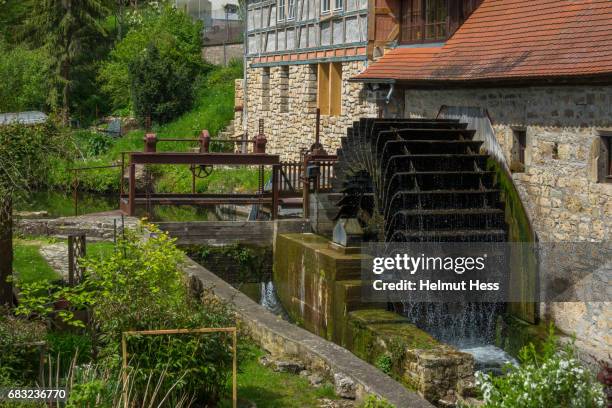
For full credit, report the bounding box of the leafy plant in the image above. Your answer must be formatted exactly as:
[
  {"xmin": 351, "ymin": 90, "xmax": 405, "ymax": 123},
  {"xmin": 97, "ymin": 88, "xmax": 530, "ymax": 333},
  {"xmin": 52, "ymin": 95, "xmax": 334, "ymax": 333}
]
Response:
[
  {"xmin": 375, "ymin": 354, "xmax": 392, "ymax": 375},
  {"xmin": 475, "ymin": 325, "xmax": 606, "ymax": 408},
  {"xmin": 359, "ymin": 394, "xmax": 396, "ymax": 408},
  {"xmin": 0, "ymin": 308, "xmax": 47, "ymax": 385},
  {"xmin": 16, "ymin": 223, "xmax": 237, "ymax": 405},
  {"xmin": 85, "ymin": 132, "xmax": 113, "ymax": 156}
]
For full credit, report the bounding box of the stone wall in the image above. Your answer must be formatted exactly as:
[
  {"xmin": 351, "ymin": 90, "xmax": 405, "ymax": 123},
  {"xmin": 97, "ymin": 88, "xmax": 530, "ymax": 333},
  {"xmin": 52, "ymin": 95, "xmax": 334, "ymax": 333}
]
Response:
[
  {"xmin": 201, "ymin": 43, "xmax": 244, "ymax": 66},
  {"xmin": 242, "ymin": 60, "xmax": 383, "ymax": 161},
  {"xmin": 403, "ymin": 85, "xmax": 612, "ymax": 360}
]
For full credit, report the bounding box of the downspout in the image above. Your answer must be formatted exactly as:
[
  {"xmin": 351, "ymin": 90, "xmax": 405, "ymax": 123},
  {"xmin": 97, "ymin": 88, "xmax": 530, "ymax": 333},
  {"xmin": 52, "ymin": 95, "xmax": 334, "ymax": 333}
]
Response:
[
  {"xmin": 242, "ymin": 2, "xmax": 249, "ymax": 154},
  {"xmin": 385, "ymin": 83, "xmax": 395, "ymax": 104}
]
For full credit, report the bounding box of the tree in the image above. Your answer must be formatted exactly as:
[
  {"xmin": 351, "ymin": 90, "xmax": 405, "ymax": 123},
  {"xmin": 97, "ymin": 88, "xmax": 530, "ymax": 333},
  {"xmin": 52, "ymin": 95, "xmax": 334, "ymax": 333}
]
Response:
[
  {"xmin": 129, "ymin": 43, "xmax": 195, "ymax": 124},
  {"xmin": 99, "ymin": 3, "xmax": 205, "ymax": 113},
  {"xmin": 0, "ymin": 123, "xmax": 65, "ymax": 305},
  {"xmin": 0, "ymin": 41, "xmax": 52, "ymax": 112},
  {"xmin": 23, "ymin": 0, "xmax": 109, "ymax": 125}
]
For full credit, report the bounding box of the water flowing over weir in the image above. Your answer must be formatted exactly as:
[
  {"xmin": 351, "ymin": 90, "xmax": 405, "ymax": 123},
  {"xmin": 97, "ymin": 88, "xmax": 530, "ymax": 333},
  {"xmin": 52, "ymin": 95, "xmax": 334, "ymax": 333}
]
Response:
[{"xmin": 331, "ymin": 118, "xmax": 509, "ymax": 351}]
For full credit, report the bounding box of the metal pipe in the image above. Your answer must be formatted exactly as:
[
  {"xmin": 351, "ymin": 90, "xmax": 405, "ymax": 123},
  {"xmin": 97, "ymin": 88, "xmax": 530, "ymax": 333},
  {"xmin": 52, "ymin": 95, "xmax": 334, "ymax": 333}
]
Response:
[{"xmin": 385, "ymin": 82, "xmax": 395, "ymax": 104}]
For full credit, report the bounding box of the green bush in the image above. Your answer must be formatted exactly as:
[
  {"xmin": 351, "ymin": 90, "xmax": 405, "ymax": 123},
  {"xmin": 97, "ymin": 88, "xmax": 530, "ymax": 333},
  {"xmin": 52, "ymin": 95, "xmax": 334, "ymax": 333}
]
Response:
[
  {"xmin": 99, "ymin": 3, "xmax": 206, "ymax": 113},
  {"xmin": 129, "ymin": 43, "xmax": 194, "ymax": 124},
  {"xmin": 0, "ymin": 41, "xmax": 52, "ymax": 112},
  {"xmin": 16, "ymin": 225, "xmax": 237, "ymax": 405},
  {"xmin": 0, "ymin": 309, "xmax": 47, "ymax": 386},
  {"xmin": 475, "ymin": 326, "xmax": 605, "ymax": 408},
  {"xmin": 0, "ymin": 121, "xmax": 68, "ymax": 194},
  {"xmin": 84, "ymin": 132, "xmax": 113, "ymax": 157}
]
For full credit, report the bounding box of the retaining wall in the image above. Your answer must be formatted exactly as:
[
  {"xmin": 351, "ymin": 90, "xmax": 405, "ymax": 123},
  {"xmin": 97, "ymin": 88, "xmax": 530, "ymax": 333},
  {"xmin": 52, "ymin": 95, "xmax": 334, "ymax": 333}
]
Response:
[{"xmin": 181, "ymin": 255, "xmax": 433, "ymax": 408}]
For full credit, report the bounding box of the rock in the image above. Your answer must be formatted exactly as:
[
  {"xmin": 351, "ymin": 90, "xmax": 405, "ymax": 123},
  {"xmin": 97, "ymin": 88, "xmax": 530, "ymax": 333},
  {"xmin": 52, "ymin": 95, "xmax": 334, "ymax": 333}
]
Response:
[
  {"xmin": 299, "ymin": 369, "xmax": 310, "ymax": 377},
  {"xmin": 258, "ymin": 355, "xmax": 271, "ymax": 367},
  {"xmin": 273, "ymin": 359, "xmax": 305, "ymax": 374},
  {"xmin": 318, "ymin": 398, "xmax": 355, "ymax": 407},
  {"xmin": 333, "ymin": 372, "xmax": 356, "ymax": 399},
  {"xmin": 309, "ymin": 374, "xmax": 324, "ymax": 387},
  {"xmin": 15, "ymin": 211, "xmax": 49, "ymax": 219},
  {"xmin": 438, "ymin": 391, "xmax": 457, "ymax": 407},
  {"xmin": 456, "ymin": 377, "xmax": 478, "ymax": 398}
]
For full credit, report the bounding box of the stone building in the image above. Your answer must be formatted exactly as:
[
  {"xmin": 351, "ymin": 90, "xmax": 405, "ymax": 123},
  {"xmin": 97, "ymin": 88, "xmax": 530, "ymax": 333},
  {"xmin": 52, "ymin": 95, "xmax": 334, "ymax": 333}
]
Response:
[{"xmin": 237, "ymin": 0, "xmax": 611, "ymax": 362}]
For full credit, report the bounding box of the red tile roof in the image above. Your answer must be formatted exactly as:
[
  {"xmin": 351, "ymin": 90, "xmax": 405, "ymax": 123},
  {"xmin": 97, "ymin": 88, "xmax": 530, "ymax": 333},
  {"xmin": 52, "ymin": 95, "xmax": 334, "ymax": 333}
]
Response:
[{"xmin": 354, "ymin": 0, "xmax": 612, "ymax": 83}]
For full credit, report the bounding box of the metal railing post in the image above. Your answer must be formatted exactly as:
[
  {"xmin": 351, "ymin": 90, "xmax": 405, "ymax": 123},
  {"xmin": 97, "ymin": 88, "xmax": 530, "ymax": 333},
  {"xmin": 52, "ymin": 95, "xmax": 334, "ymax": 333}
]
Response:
[{"xmin": 271, "ymin": 164, "xmax": 279, "ymax": 220}]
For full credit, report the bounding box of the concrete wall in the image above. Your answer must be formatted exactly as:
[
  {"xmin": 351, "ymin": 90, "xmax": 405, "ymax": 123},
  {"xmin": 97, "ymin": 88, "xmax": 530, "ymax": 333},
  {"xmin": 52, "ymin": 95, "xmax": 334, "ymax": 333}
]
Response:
[
  {"xmin": 182, "ymin": 255, "xmax": 434, "ymax": 408},
  {"xmin": 202, "ymin": 43, "xmax": 244, "ymax": 66},
  {"xmin": 403, "ymin": 85, "xmax": 612, "ymax": 361},
  {"xmin": 156, "ymin": 220, "xmax": 310, "ymax": 246}
]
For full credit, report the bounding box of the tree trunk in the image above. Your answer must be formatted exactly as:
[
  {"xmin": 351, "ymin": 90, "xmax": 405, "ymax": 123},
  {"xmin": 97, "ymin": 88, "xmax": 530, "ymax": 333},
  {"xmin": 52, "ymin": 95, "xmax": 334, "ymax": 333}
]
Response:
[
  {"xmin": 62, "ymin": 60, "xmax": 70, "ymax": 126},
  {"xmin": 0, "ymin": 196, "xmax": 13, "ymax": 306}
]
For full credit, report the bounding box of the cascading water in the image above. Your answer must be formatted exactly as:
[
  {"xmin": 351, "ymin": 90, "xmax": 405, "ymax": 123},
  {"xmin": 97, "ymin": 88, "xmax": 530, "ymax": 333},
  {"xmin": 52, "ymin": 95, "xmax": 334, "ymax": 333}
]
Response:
[
  {"xmin": 333, "ymin": 118, "xmax": 517, "ymax": 372},
  {"xmin": 259, "ymin": 281, "xmax": 290, "ymax": 320}
]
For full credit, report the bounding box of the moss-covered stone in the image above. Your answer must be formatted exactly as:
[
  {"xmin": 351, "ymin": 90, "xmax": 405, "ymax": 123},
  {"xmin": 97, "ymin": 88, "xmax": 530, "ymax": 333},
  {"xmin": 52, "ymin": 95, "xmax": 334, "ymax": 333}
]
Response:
[{"xmin": 496, "ymin": 314, "xmax": 555, "ymax": 357}]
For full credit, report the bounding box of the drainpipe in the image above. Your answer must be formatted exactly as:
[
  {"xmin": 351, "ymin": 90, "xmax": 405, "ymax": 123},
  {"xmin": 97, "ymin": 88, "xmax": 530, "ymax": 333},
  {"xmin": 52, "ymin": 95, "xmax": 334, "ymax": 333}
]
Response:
[
  {"xmin": 385, "ymin": 83, "xmax": 395, "ymax": 104},
  {"xmin": 242, "ymin": 3, "xmax": 248, "ymax": 154}
]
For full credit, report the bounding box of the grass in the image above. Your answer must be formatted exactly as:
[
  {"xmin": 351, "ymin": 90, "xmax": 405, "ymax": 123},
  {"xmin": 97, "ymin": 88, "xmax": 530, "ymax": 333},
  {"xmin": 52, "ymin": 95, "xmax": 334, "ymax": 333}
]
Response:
[
  {"xmin": 219, "ymin": 345, "xmax": 338, "ymax": 408},
  {"xmin": 13, "ymin": 240, "xmax": 60, "ymax": 283},
  {"xmin": 12, "ymin": 239, "xmax": 116, "ymax": 284},
  {"xmin": 48, "ymin": 62, "xmax": 249, "ymax": 194},
  {"xmin": 86, "ymin": 241, "xmax": 116, "ymax": 260}
]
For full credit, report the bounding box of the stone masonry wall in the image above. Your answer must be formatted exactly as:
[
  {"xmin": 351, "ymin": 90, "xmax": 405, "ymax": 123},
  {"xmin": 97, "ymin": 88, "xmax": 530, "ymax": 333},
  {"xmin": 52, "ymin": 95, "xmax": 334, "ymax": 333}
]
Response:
[
  {"xmin": 404, "ymin": 85, "xmax": 612, "ymax": 360},
  {"xmin": 242, "ymin": 60, "xmax": 381, "ymax": 161}
]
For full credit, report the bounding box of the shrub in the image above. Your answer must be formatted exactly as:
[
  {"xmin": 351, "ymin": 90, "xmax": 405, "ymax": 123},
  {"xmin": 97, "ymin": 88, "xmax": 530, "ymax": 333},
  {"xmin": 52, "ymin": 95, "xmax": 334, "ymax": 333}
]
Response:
[
  {"xmin": 129, "ymin": 43, "xmax": 194, "ymax": 124},
  {"xmin": 0, "ymin": 121, "xmax": 66, "ymax": 193},
  {"xmin": 99, "ymin": 3, "xmax": 206, "ymax": 113},
  {"xmin": 16, "ymin": 224, "xmax": 237, "ymax": 405},
  {"xmin": 84, "ymin": 132, "xmax": 113, "ymax": 157},
  {"xmin": 0, "ymin": 309, "xmax": 47, "ymax": 385},
  {"xmin": 475, "ymin": 326, "xmax": 606, "ymax": 408},
  {"xmin": 0, "ymin": 40, "xmax": 52, "ymax": 112}
]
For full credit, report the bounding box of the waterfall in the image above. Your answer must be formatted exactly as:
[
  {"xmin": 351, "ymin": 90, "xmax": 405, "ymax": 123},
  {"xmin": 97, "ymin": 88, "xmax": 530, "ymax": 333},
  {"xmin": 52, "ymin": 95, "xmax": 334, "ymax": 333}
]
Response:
[{"xmin": 260, "ymin": 281, "xmax": 290, "ymax": 320}]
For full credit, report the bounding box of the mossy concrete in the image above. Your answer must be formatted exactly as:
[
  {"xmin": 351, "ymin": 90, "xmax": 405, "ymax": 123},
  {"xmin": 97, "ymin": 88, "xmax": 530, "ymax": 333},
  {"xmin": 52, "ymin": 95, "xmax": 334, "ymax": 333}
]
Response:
[
  {"xmin": 181, "ymin": 255, "xmax": 433, "ymax": 408},
  {"xmin": 274, "ymin": 233, "xmax": 476, "ymax": 404}
]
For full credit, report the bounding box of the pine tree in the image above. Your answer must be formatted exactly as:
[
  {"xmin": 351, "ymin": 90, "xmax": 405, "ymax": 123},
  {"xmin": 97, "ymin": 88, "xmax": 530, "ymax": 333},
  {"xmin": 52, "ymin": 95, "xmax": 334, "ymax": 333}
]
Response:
[{"xmin": 24, "ymin": 0, "xmax": 109, "ymax": 125}]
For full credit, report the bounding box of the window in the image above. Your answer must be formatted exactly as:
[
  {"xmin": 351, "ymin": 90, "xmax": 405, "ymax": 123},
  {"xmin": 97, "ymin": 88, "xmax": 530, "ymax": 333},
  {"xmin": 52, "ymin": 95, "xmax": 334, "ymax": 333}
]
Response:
[
  {"xmin": 334, "ymin": 0, "xmax": 343, "ymax": 11},
  {"xmin": 279, "ymin": 66, "xmax": 289, "ymax": 113},
  {"xmin": 277, "ymin": 0, "xmax": 286, "ymax": 20},
  {"xmin": 510, "ymin": 128, "xmax": 526, "ymax": 173},
  {"xmin": 401, "ymin": 0, "xmax": 482, "ymax": 44},
  {"xmin": 597, "ymin": 132, "xmax": 612, "ymax": 183},
  {"xmin": 322, "ymin": 0, "xmax": 330, "ymax": 14},
  {"xmin": 288, "ymin": 0, "xmax": 295, "ymax": 19},
  {"xmin": 317, "ymin": 62, "xmax": 342, "ymax": 116}
]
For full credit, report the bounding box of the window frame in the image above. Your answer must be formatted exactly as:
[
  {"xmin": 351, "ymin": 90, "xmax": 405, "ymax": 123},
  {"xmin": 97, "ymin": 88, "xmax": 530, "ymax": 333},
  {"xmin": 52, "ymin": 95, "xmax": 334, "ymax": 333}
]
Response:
[
  {"xmin": 277, "ymin": 0, "xmax": 286, "ymax": 21},
  {"xmin": 321, "ymin": 0, "xmax": 331, "ymax": 14},
  {"xmin": 400, "ymin": 0, "xmax": 482, "ymax": 45},
  {"xmin": 287, "ymin": 0, "xmax": 296, "ymax": 20}
]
